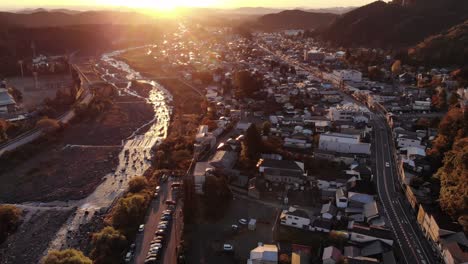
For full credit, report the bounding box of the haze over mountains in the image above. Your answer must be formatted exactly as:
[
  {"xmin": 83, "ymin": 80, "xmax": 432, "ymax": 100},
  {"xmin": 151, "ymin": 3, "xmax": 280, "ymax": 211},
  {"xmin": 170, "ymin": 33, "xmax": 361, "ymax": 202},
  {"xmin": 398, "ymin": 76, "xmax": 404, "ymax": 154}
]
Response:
[{"xmin": 1, "ymin": 0, "xmax": 467, "ymax": 66}]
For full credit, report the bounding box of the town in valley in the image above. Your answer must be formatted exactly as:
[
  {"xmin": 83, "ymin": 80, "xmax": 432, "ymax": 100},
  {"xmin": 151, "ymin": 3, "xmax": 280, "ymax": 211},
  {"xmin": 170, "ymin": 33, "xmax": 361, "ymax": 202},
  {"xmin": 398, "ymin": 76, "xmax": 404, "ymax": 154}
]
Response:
[{"xmin": 0, "ymin": 0, "xmax": 467, "ymax": 264}]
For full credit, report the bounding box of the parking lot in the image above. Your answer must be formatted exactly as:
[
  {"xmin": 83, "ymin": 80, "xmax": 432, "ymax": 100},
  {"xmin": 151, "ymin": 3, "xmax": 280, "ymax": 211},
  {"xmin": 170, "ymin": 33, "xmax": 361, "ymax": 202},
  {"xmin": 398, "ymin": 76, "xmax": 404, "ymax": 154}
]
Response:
[
  {"xmin": 185, "ymin": 196, "xmax": 279, "ymax": 263},
  {"xmin": 129, "ymin": 176, "xmax": 182, "ymax": 264}
]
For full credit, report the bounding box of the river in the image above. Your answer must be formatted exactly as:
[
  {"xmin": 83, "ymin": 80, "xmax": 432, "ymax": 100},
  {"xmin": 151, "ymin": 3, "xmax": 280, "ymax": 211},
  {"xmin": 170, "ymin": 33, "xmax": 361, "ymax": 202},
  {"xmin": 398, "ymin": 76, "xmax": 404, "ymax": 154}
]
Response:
[{"xmin": 43, "ymin": 47, "xmax": 172, "ymax": 253}]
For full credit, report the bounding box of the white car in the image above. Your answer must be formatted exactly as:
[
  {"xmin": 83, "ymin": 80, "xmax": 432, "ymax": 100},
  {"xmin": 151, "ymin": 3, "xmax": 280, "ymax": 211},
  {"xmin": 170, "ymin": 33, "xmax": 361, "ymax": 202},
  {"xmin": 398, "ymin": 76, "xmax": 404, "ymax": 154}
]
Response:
[
  {"xmin": 124, "ymin": 252, "xmax": 132, "ymax": 262},
  {"xmin": 138, "ymin": 224, "xmax": 145, "ymax": 232},
  {"xmin": 385, "ymin": 162, "xmax": 390, "ymax": 167},
  {"xmin": 238, "ymin": 219, "xmax": 247, "ymax": 225},
  {"xmin": 223, "ymin": 244, "xmax": 234, "ymax": 251}
]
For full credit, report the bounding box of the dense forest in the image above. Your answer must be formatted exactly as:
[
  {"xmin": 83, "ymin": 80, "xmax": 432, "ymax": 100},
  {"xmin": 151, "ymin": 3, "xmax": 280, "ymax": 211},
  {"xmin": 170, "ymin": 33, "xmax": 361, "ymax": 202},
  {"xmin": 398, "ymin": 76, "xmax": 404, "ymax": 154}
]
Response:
[
  {"xmin": 319, "ymin": 0, "xmax": 468, "ymax": 49},
  {"xmin": 408, "ymin": 20, "xmax": 468, "ymax": 66},
  {"xmin": 251, "ymin": 10, "xmax": 337, "ymax": 32},
  {"xmin": 428, "ymin": 107, "xmax": 468, "ymax": 231},
  {"xmin": 0, "ymin": 23, "xmax": 167, "ymax": 76}
]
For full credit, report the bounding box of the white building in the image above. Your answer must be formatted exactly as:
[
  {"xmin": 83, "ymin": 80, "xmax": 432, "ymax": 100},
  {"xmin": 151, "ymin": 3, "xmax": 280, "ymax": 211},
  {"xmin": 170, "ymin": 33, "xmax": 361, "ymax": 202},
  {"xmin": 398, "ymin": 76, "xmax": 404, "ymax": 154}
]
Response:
[
  {"xmin": 333, "ymin": 70, "xmax": 362, "ymax": 82},
  {"xmin": 247, "ymin": 243, "xmax": 278, "ymax": 264},
  {"xmin": 413, "ymin": 100, "xmax": 431, "ymax": 111},
  {"xmin": 349, "ymin": 224, "xmax": 394, "ymax": 246},
  {"xmin": 336, "ymin": 188, "xmax": 348, "ymax": 208},
  {"xmin": 319, "ymin": 132, "xmax": 371, "ymax": 155},
  {"xmin": 280, "ymin": 207, "xmax": 312, "ymax": 229},
  {"xmin": 0, "ymin": 88, "xmax": 16, "ymax": 114},
  {"xmin": 396, "ymin": 134, "xmax": 424, "ymax": 149},
  {"xmin": 328, "ymin": 103, "xmax": 368, "ymax": 122},
  {"xmin": 193, "ymin": 162, "xmax": 214, "ymax": 194}
]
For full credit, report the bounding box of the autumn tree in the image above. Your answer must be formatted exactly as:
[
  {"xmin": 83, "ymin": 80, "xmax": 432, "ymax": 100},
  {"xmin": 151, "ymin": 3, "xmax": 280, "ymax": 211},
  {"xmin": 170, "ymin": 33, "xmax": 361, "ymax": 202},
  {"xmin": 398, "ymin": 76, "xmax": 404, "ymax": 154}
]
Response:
[
  {"xmin": 36, "ymin": 118, "xmax": 60, "ymax": 133},
  {"xmin": 111, "ymin": 194, "xmax": 148, "ymax": 234},
  {"xmin": 0, "ymin": 205, "xmax": 21, "ymax": 243},
  {"xmin": 448, "ymin": 93, "xmax": 460, "ymax": 107},
  {"xmin": 368, "ymin": 66, "xmax": 384, "ymax": 81},
  {"xmin": 242, "ymin": 124, "xmax": 262, "ymax": 161},
  {"xmin": 0, "ymin": 119, "xmax": 9, "ymax": 142},
  {"xmin": 262, "ymin": 121, "xmax": 271, "ymax": 136},
  {"xmin": 233, "ymin": 70, "xmax": 263, "ymax": 98},
  {"xmin": 91, "ymin": 227, "xmax": 127, "ymax": 264},
  {"xmin": 391, "ymin": 60, "xmax": 402, "ymax": 76},
  {"xmin": 436, "ymin": 138, "xmax": 468, "ymax": 231},
  {"xmin": 432, "ymin": 88, "xmax": 447, "ymax": 110},
  {"xmin": 279, "ymin": 253, "xmax": 291, "ymax": 264},
  {"xmin": 42, "ymin": 249, "xmax": 92, "ymax": 264},
  {"xmin": 428, "ymin": 107, "xmax": 467, "ymax": 165},
  {"xmin": 202, "ymin": 175, "xmax": 232, "ymax": 219},
  {"xmin": 128, "ymin": 176, "xmax": 148, "ymax": 193}
]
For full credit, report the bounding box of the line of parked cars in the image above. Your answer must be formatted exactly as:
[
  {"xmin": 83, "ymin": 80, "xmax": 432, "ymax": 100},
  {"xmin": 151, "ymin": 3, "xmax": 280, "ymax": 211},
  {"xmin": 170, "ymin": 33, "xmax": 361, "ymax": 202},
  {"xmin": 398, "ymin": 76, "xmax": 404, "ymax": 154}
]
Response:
[{"xmin": 144, "ymin": 207, "xmax": 174, "ymax": 264}]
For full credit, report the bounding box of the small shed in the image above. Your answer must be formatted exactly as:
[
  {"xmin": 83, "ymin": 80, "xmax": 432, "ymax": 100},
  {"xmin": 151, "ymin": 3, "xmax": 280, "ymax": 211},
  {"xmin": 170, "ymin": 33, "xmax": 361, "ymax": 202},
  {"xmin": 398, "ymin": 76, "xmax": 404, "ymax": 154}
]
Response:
[{"xmin": 248, "ymin": 218, "xmax": 257, "ymax": 231}]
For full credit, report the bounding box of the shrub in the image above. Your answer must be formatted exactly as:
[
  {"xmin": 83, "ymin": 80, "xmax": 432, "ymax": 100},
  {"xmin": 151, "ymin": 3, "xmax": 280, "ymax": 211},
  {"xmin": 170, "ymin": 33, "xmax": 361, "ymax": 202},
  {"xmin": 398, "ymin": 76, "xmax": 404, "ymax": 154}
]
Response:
[
  {"xmin": 91, "ymin": 226, "xmax": 127, "ymax": 264},
  {"xmin": 128, "ymin": 176, "xmax": 148, "ymax": 193},
  {"xmin": 42, "ymin": 249, "xmax": 92, "ymax": 264},
  {"xmin": 0, "ymin": 205, "xmax": 22, "ymax": 243},
  {"xmin": 111, "ymin": 194, "xmax": 149, "ymax": 234}
]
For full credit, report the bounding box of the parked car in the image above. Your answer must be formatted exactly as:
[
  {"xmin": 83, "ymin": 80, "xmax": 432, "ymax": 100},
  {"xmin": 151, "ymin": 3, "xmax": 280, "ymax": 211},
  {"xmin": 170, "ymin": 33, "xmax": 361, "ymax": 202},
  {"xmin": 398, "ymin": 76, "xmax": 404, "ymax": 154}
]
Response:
[
  {"xmin": 144, "ymin": 258, "xmax": 158, "ymax": 264},
  {"xmin": 385, "ymin": 162, "xmax": 390, "ymax": 167},
  {"xmin": 165, "ymin": 200, "xmax": 176, "ymax": 205},
  {"xmin": 155, "ymin": 186, "xmax": 161, "ymax": 192},
  {"xmin": 161, "ymin": 215, "xmax": 172, "ymax": 221},
  {"xmin": 171, "ymin": 182, "xmax": 181, "ymax": 188},
  {"xmin": 155, "ymin": 229, "xmax": 166, "ymax": 235},
  {"xmin": 223, "ymin": 244, "xmax": 234, "ymax": 252},
  {"xmin": 125, "ymin": 252, "xmax": 132, "ymax": 262},
  {"xmin": 238, "ymin": 219, "xmax": 247, "ymax": 225},
  {"xmin": 138, "ymin": 224, "xmax": 145, "ymax": 232}
]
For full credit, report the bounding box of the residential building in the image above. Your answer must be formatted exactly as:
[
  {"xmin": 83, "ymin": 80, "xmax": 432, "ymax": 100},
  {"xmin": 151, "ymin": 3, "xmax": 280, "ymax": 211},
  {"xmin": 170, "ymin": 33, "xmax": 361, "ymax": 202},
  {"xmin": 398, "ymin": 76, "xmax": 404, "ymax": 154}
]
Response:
[
  {"xmin": 440, "ymin": 232, "xmax": 468, "ymax": 264},
  {"xmin": 247, "ymin": 243, "xmax": 278, "ymax": 264},
  {"xmin": 349, "ymin": 224, "xmax": 394, "ymax": 246},
  {"xmin": 321, "ymin": 202, "xmax": 338, "ymax": 220},
  {"xmin": 209, "ymin": 150, "xmax": 237, "ymax": 169},
  {"xmin": 417, "ymin": 205, "xmax": 461, "ymax": 246},
  {"xmin": 323, "ymin": 246, "xmax": 343, "ymax": 264},
  {"xmin": 336, "ymin": 188, "xmax": 348, "ymax": 208},
  {"xmin": 319, "ymin": 132, "xmax": 371, "ymax": 155},
  {"xmin": 333, "ymin": 70, "xmax": 362, "ymax": 82},
  {"xmin": 313, "ymin": 219, "xmax": 332, "ymax": 233},
  {"xmin": 413, "ymin": 100, "xmax": 431, "ymax": 111},
  {"xmin": 396, "ymin": 134, "xmax": 424, "ymax": 149},
  {"xmin": 280, "ymin": 207, "xmax": 312, "ymax": 229},
  {"xmin": 304, "ymin": 50, "xmax": 325, "ymax": 62},
  {"xmin": 328, "ymin": 103, "xmax": 368, "ymax": 122},
  {"xmin": 0, "ymin": 88, "xmax": 16, "ymax": 114},
  {"xmin": 193, "ymin": 162, "xmax": 214, "ymax": 194},
  {"xmin": 258, "ymin": 159, "xmax": 306, "ymax": 184}
]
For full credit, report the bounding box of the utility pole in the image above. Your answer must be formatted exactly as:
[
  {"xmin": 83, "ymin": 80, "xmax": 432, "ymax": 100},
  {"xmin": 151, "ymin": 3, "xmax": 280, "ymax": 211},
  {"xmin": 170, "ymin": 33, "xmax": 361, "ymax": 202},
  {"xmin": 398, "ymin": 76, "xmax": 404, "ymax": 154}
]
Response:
[
  {"xmin": 33, "ymin": 72, "xmax": 38, "ymax": 90},
  {"xmin": 31, "ymin": 41, "xmax": 36, "ymax": 58},
  {"xmin": 18, "ymin": 60, "xmax": 24, "ymax": 77}
]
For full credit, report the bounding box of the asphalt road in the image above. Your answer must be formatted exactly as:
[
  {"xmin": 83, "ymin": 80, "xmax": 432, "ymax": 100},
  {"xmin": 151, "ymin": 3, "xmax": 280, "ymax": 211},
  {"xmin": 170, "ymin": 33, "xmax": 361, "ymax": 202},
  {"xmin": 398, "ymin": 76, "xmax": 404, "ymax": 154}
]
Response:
[{"xmin": 373, "ymin": 113, "xmax": 438, "ymax": 264}]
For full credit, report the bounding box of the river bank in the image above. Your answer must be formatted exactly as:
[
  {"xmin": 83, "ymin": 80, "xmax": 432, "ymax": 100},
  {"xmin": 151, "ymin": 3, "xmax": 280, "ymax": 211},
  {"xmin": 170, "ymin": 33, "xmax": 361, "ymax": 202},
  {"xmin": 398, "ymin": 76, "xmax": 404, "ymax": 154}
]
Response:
[{"xmin": 0, "ymin": 47, "xmax": 173, "ymax": 263}]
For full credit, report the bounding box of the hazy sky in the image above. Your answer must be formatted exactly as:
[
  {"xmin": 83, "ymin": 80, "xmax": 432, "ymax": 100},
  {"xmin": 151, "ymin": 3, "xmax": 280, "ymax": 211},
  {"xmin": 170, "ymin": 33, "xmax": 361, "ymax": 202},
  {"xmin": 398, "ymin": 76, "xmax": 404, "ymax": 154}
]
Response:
[{"xmin": 2, "ymin": 0, "xmax": 390, "ymax": 10}]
